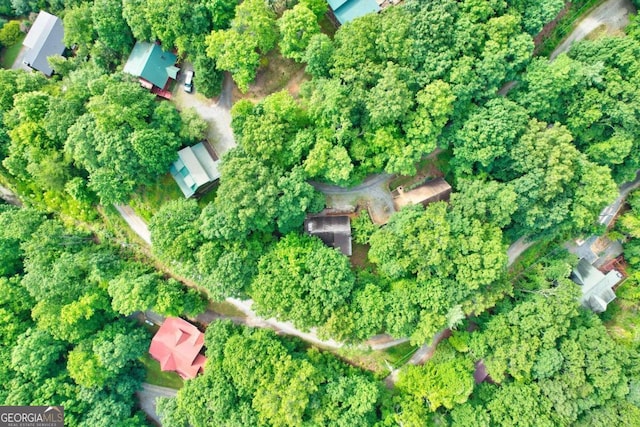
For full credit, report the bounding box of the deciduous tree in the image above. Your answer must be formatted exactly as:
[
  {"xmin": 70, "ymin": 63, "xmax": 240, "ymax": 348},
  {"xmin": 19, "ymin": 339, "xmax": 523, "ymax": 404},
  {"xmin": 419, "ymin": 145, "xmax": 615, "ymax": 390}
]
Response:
[{"xmin": 252, "ymin": 233, "xmax": 356, "ymax": 329}]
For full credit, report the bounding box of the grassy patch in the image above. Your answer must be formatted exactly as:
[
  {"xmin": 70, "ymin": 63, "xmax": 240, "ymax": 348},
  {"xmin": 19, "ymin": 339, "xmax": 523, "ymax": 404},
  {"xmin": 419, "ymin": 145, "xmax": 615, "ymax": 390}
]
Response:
[
  {"xmin": 603, "ymin": 278, "xmax": 640, "ymax": 347},
  {"xmin": 507, "ymin": 238, "xmax": 553, "ymax": 277},
  {"xmin": 130, "ymin": 174, "xmax": 184, "ymax": 222},
  {"xmin": 95, "ymin": 204, "xmax": 157, "ymax": 257},
  {"xmin": 388, "ymin": 149, "xmax": 446, "ymax": 191},
  {"xmin": 383, "ymin": 341, "xmax": 419, "ymax": 367},
  {"xmin": 233, "ymin": 49, "xmax": 306, "ymax": 101},
  {"xmin": 139, "ymin": 353, "xmax": 184, "ymax": 390},
  {"xmin": 208, "ymin": 300, "xmax": 247, "ymax": 318},
  {"xmin": 196, "ymin": 186, "xmax": 217, "ymax": 208},
  {"xmin": 350, "ymin": 242, "xmax": 373, "ymax": 269},
  {"xmin": 334, "ymin": 347, "xmax": 392, "ymax": 380},
  {"xmin": 334, "ymin": 342, "xmax": 419, "ymax": 380},
  {"xmin": 585, "ymin": 23, "xmax": 609, "ymax": 40},
  {"xmin": 0, "ymin": 32, "xmax": 25, "ymax": 69},
  {"xmin": 536, "ymin": 0, "xmax": 606, "ymax": 57}
]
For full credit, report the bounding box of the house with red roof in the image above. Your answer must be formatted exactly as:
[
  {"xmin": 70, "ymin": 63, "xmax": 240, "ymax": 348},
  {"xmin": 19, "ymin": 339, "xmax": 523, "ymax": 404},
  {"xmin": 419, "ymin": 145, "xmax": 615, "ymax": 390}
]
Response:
[{"xmin": 149, "ymin": 317, "xmax": 207, "ymax": 379}]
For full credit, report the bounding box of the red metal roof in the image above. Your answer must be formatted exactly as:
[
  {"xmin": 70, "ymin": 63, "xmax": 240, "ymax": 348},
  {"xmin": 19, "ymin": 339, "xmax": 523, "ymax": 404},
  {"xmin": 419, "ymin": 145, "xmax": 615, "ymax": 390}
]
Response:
[{"xmin": 149, "ymin": 317, "xmax": 207, "ymax": 379}]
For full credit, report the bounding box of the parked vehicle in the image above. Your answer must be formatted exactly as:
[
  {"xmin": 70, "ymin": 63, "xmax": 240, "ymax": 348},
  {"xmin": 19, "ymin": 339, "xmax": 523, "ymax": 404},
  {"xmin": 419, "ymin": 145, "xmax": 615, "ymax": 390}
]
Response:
[{"xmin": 184, "ymin": 70, "xmax": 194, "ymax": 93}]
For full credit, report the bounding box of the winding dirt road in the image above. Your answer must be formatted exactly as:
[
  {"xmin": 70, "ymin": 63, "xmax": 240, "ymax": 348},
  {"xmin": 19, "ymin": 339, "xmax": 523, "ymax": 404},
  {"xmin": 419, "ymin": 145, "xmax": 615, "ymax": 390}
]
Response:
[
  {"xmin": 114, "ymin": 205, "xmax": 151, "ymax": 244},
  {"xmin": 550, "ymin": 0, "xmax": 635, "ymax": 59}
]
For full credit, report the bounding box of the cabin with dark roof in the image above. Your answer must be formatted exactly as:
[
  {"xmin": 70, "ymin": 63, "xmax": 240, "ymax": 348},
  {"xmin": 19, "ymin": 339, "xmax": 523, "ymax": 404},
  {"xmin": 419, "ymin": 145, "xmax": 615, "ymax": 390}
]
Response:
[
  {"xmin": 304, "ymin": 215, "xmax": 352, "ymax": 256},
  {"xmin": 22, "ymin": 11, "xmax": 65, "ymax": 76}
]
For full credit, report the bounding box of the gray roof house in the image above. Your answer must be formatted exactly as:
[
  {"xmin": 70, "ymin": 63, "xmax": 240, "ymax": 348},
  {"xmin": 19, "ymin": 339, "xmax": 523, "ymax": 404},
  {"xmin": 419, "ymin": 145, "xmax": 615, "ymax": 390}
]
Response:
[
  {"xmin": 304, "ymin": 215, "xmax": 352, "ymax": 256},
  {"xmin": 570, "ymin": 258, "xmax": 623, "ymax": 312},
  {"xmin": 22, "ymin": 11, "xmax": 65, "ymax": 76},
  {"xmin": 170, "ymin": 142, "xmax": 220, "ymax": 198}
]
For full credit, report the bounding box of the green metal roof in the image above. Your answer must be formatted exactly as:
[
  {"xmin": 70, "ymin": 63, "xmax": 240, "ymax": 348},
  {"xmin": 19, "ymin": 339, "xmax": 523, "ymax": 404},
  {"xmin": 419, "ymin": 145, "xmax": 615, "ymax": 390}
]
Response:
[
  {"xmin": 327, "ymin": 0, "xmax": 380, "ymax": 24},
  {"xmin": 123, "ymin": 42, "xmax": 178, "ymax": 88},
  {"xmin": 170, "ymin": 142, "xmax": 220, "ymax": 198}
]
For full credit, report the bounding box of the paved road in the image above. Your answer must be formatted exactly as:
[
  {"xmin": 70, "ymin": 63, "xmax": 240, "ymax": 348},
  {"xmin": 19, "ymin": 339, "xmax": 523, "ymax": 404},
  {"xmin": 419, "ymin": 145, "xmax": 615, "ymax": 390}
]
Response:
[
  {"xmin": 599, "ymin": 170, "xmax": 640, "ymax": 226},
  {"xmin": 114, "ymin": 205, "xmax": 151, "ymax": 244},
  {"xmin": 217, "ymin": 71, "xmax": 234, "ymax": 110},
  {"xmin": 311, "ymin": 174, "xmax": 392, "ymax": 194},
  {"xmin": 136, "ymin": 383, "xmax": 178, "ymax": 426},
  {"xmin": 550, "ymin": 0, "xmax": 635, "ymax": 60},
  {"xmin": 365, "ymin": 335, "xmax": 410, "ymax": 350},
  {"xmin": 507, "ymin": 236, "xmax": 535, "ymax": 266}
]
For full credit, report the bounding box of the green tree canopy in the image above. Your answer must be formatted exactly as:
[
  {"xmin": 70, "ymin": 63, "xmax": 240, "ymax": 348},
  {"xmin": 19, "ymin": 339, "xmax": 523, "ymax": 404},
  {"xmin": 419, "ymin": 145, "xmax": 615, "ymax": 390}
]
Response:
[
  {"xmin": 206, "ymin": 0, "xmax": 278, "ymax": 92},
  {"xmin": 252, "ymin": 233, "xmax": 356, "ymax": 329}
]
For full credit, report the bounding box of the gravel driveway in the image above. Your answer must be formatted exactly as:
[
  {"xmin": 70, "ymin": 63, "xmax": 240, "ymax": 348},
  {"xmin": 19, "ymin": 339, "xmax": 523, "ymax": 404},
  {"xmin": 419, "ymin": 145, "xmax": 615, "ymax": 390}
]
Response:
[
  {"xmin": 136, "ymin": 383, "xmax": 178, "ymax": 426},
  {"xmin": 172, "ymin": 66, "xmax": 237, "ymax": 157},
  {"xmin": 311, "ymin": 174, "xmax": 395, "ymax": 224}
]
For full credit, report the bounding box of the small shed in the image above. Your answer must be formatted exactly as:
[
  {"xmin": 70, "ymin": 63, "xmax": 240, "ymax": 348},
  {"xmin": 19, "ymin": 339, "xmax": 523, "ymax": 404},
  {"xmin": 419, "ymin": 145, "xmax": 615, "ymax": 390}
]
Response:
[
  {"xmin": 170, "ymin": 141, "xmax": 220, "ymax": 198},
  {"xmin": 149, "ymin": 317, "xmax": 207, "ymax": 379},
  {"xmin": 327, "ymin": 0, "xmax": 380, "ymax": 25},
  {"xmin": 304, "ymin": 215, "xmax": 352, "ymax": 256},
  {"xmin": 570, "ymin": 258, "xmax": 623, "ymax": 312},
  {"xmin": 392, "ymin": 178, "xmax": 452, "ymax": 211},
  {"xmin": 22, "ymin": 11, "xmax": 65, "ymax": 76},
  {"xmin": 123, "ymin": 41, "xmax": 179, "ymax": 94}
]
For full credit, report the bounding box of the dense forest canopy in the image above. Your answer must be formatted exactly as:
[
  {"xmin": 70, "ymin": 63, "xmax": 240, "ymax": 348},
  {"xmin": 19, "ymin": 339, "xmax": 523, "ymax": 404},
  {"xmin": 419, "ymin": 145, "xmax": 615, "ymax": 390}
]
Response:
[
  {"xmin": 0, "ymin": 205, "xmax": 206, "ymax": 425},
  {"xmin": 0, "ymin": 0, "xmax": 636, "ymax": 347},
  {"xmin": 1, "ymin": 0, "xmax": 640, "ymax": 425}
]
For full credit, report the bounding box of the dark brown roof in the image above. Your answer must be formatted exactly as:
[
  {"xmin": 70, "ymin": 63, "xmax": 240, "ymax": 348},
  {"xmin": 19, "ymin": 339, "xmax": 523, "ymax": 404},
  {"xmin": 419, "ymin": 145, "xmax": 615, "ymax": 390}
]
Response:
[
  {"xmin": 304, "ymin": 215, "xmax": 352, "ymax": 256},
  {"xmin": 474, "ymin": 360, "xmax": 489, "ymax": 384}
]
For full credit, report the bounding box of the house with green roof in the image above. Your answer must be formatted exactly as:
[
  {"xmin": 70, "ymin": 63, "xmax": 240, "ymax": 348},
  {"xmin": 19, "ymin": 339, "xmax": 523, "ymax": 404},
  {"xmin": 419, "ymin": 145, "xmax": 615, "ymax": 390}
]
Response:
[
  {"xmin": 170, "ymin": 141, "xmax": 221, "ymax": 198},
  {"xmin": 327, "ymin": 0, "xmax": 380, "ymax": 25},
  {"xmin": 123, "ymin": 41, "xmax": 179, "ymax": 98}
]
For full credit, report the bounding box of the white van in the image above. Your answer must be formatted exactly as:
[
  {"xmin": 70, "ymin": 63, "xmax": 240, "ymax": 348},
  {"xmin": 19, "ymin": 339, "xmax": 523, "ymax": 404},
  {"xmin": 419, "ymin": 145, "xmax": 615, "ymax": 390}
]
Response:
[{"xmin": 184, "ymin": 70, "xmax": 194, "ymax": 93}]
